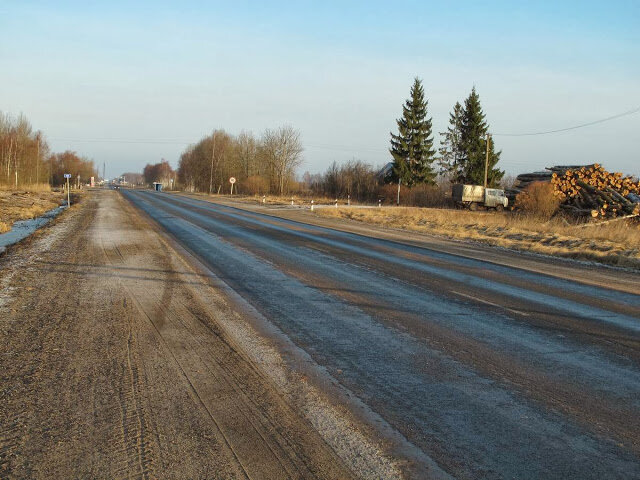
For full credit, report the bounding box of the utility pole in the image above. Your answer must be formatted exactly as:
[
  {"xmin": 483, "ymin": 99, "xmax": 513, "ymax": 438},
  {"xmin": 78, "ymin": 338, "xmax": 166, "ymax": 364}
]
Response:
[
  {"xmin": 209, "ymin": 131, "xmax": 216, "ymax": 195},
  {"xmin": 484, "ymin": 133, "xmax": 491, "ymax": 189}
]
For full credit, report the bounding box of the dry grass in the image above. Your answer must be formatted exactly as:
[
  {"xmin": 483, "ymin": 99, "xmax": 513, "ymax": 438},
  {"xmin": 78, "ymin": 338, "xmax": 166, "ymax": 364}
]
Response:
[
  {"xmin": 0, "ymin": 188, "xmax": 64, "ymax": 233},
  {"xmin": 514, "ymin": 182, "xmax": 560, "ymax": 220},
  {"xmin": 316, "ymin": 206, "xmax": 640, "ymax": 268},
  {"xmin": 0, "ymin": 183, "xmax": 52, "ymax": 193}
]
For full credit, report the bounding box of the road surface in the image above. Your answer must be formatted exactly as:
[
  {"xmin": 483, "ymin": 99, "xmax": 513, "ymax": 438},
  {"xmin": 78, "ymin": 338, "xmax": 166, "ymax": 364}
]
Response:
[{"xmin": 120, "ymin": 190, "xmax": 640, "ymax": 480}]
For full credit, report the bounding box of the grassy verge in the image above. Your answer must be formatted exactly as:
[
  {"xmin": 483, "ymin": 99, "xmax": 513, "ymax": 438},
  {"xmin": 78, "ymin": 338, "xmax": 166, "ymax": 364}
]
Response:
[
  {"xmin": 0, "ymin": 185, "xmax": 65, "ymax": 233},
  {"xmin": 315, "ymin": 207, "xmax": 640, "ymax": 268}
]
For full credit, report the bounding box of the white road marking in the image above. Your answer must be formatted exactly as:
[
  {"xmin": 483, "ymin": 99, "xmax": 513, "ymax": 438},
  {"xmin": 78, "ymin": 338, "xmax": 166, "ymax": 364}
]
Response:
[{"xmin": 451, "ymin": 290, "xmax": 531, "ymax": 316}]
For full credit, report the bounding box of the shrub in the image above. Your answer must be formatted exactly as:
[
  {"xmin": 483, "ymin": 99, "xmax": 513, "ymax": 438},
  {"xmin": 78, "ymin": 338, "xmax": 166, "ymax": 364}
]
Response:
[
  {"xmin": 242, "ymin": 175, "xmax": 270, "ymax": 195},
  {"xmin": 514, "ymin": 181, "xmax": 560, "ymax": 220},
  {"xmin": 377, "ymin": 183, "xmax": 448, "ymax": 207}
]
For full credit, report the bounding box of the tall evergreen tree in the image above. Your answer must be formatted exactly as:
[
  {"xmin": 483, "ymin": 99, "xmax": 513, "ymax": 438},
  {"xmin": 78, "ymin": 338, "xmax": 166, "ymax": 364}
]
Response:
[
  {"xmin": 389, "ymin": 78, "xmax": 436, "ymax": 187},
  {"xmin": 438, "ymin": 101, "xmax": 465, "ymax": 181},
  {"xmin": 458, "ymin": 87, "xmax": 504, "ymax": 186}
]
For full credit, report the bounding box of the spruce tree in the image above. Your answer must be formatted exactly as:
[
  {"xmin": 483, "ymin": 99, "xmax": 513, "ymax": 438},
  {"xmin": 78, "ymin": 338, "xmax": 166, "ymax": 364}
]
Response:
[
  {"xmin": 438, "ymin": 101, "xmax": 465, "ymax": 182},
  {"xmin": 389, "ymin": 78, "xmax": 436, "ymax": 187},
  {"xmin": 459, "ymin": 87, "xmax": 504, "ymax": 186}
]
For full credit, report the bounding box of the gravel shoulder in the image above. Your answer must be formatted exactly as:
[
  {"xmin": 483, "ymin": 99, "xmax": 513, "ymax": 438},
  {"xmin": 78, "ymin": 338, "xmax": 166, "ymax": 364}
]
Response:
[{"xmin": 0, "ymin": 189, "xmax": 376, "ymax": 479}]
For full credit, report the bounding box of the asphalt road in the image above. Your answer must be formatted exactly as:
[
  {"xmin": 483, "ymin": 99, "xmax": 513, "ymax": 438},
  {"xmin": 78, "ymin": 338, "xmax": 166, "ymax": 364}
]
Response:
[{"xmin": 123, "ymin": 190, "xmax": 640, "ymax": 480}]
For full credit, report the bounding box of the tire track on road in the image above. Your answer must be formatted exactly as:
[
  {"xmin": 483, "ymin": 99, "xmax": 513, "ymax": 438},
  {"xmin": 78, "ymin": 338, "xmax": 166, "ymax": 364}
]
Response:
[{"xmin": 100, "ymin": 193, "xmax": 357, "ymax": 480}]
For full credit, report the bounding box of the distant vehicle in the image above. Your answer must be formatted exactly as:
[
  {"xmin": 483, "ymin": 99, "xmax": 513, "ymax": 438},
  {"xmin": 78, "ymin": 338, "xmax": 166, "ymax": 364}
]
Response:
[{"xmin": 452, "ymin": 184, "xmax": 508, "ymax": 211}]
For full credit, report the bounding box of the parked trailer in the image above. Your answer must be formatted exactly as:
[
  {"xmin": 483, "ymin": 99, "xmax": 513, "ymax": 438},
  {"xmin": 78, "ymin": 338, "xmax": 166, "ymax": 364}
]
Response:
[{"xmin": 452, "ymin": 184, "xmax": 508, "ymax": 211}]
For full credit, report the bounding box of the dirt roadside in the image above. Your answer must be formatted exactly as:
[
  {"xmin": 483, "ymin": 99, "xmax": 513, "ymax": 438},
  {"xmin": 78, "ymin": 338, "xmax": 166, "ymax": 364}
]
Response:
[{"xmin": 0, "ymin": 189, "xmax": 396, "ymax": 479}]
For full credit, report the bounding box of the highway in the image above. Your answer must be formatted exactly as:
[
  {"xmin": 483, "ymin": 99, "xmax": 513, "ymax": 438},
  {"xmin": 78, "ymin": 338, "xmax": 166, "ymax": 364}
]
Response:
[{"xmin": 123, "ymin": 190, "xmax": 640, "ymax": 480}]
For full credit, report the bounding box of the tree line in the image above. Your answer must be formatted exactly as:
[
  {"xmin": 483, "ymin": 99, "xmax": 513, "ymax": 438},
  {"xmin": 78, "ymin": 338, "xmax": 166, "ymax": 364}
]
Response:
[
  {"xmin": 173, "ymin": 126, "xmax": 302, "ymax": 195},
  {"xmin": 138, "ymin": 78, "xmax": 504, "ymax": 202},
  {"xmin": 0, "ymin": 111, "xmax": 96, "ymax": 188},
  {"xmin": 390, "ymin": 78, "xmax": 504, "ymax": 188},
  {"xmin": 303, "ymin": 160, "xmax": 381, "ymax": 202},
  {"xmin": 142, "ymin": 160, "xmax": 175, "ymax": 187},
  {"xmin": 300, "ymin": 80, "xmax": 505, "ymax": 203}
]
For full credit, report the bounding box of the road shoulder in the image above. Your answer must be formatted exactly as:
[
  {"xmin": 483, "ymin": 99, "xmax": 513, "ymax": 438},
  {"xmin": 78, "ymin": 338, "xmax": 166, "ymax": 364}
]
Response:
[{"xmin": 0, "ymin": 190, "xmax": 385, "ymax": 479}]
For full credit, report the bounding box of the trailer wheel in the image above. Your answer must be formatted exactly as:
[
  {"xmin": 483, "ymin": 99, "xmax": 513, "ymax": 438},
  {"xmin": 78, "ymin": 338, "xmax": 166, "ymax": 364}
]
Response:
[
  {"xmin": 469, "ymin": 202, "xmax": 478, "ymax": 211},
  {"xmin": 495, "ymin": 204, "xmax": 504, "ymax": 212}
]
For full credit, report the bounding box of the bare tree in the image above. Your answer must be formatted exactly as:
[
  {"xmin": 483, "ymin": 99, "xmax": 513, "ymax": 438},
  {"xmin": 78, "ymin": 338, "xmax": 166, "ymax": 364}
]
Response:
[
  {"xmin": 0, "ymin": 112, "xmax": 55, "ymax": 188},
  {"xmin": 260, "ymin": 126, "xmax": 303, "ymax": 195},
  {"xmin": 236, "ymin": 130, "xmax": 258, "ymax": 178}
]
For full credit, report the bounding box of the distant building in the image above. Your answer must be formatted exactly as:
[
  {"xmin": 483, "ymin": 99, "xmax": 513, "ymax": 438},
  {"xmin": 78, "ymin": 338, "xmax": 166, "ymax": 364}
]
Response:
[{"xmin": 377, "ymin": 162, "xmax": 394, "ymax": 183}]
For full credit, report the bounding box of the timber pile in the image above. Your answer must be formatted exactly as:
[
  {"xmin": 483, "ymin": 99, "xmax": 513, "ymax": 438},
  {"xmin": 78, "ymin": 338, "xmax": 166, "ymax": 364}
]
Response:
[
  {"xmin": 513, "ymin": 165, "xmax": 596, "ymax": 190},
  {"xmin": 506, "ymin": 165, "xmax": 592, "ymax": 203},
  {"xmin": 551, "ymin": 164, "xmax": 640, "ymax": 218},
  {"xmin": 514, "ymin": 170, "xmax": 553, "ymax": 189}
]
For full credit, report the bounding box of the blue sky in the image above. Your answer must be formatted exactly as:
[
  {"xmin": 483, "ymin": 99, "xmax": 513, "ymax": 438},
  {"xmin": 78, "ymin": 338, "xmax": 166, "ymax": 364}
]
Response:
[{"xmin": 1, "ymin": 1, "xmax": 639, "ymax": 178}]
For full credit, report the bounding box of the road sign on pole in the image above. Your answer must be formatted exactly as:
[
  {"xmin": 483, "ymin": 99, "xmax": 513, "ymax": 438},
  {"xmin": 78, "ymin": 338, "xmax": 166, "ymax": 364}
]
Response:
[{"xmin": 229, "ymin": 177, "xmax": 236, "ymax": 195}]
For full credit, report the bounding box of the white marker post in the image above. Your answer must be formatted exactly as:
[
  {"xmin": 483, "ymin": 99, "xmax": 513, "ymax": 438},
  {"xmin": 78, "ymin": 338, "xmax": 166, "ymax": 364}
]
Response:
[
  {"xmin": 64, "ymin": 173, "xmax": 72, "ymax": 207},
  {"xmin": 311, "ymin": 200, "xmax": 314, "ymax": 211},
  {"xmin": 229, "ymin": 177, "xmax": 236, "ymax": 195}
]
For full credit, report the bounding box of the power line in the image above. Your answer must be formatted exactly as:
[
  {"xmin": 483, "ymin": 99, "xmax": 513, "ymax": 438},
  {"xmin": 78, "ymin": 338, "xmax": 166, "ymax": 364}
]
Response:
[
  {"xmin": 50, "ymin": 104, "xmax": 640, "ymax": 149},
  {"xmin": 493, "ymin": 106, "xmax": 640, "ymax": 136}
]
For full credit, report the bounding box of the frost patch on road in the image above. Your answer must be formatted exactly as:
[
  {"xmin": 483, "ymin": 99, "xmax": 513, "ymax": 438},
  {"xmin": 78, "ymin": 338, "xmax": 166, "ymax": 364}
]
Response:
[
  {"xmin": 216, "ymin": 307, "xmax": 404, "ymax": 480},
  {"xmin": 170, "ymin": 256, "xmax": 434, "ymax": 479},
  {"xmin": 90, "ymin": 204, "xmax": 146, "ymax": 248}
]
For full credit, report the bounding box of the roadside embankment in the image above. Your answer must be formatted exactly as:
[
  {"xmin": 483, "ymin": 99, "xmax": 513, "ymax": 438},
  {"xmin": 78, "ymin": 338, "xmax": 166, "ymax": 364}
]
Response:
[{"xmin": 315, "ymin": 206, "xmax": 640, "ymax": 268}]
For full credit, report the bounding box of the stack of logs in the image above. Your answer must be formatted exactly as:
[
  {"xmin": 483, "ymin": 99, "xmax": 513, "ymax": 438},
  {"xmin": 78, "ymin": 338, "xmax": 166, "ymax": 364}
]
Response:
[
  {"xmin": 551, "ymin": 164, "xmax": 640, "ymax": 218},
  {"xmin": 506, "ymin": 165, "xmax": 594, "ymax": 204}
]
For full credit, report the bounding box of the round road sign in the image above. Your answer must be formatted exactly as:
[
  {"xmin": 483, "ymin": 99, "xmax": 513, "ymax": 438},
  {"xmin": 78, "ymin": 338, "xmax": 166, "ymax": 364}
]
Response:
[{"xmin": 229, "ymin": 177, "xmax": 236, "ymax": 184}]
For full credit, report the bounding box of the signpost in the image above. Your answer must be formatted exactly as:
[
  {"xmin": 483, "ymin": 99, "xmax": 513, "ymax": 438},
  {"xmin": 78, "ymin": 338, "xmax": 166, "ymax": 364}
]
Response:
[
  {"xmin": 64, "ymin": 173, "xmax": 71, "ymax": 207},
  {"xmin": 229, "ymin": 177, "xmax": 236, "ymax": 195}
]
